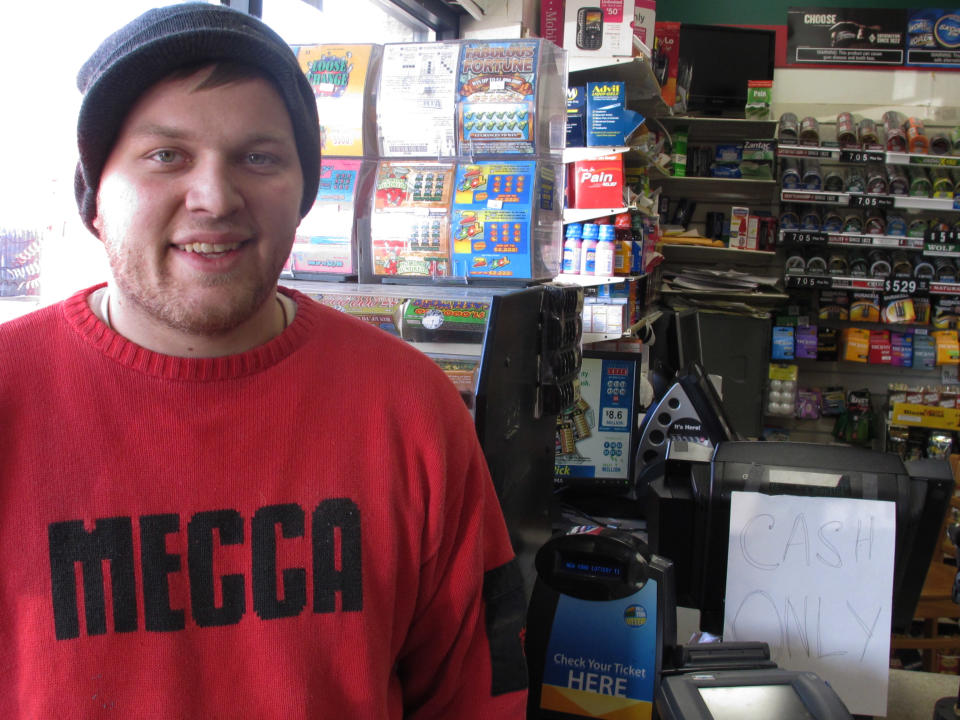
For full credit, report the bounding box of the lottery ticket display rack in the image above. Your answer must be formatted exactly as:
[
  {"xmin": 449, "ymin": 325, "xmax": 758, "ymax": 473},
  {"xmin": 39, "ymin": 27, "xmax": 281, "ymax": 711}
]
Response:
[{"xmin": 286, "ymin": 38, "xmax": 567, "ymax": 286}]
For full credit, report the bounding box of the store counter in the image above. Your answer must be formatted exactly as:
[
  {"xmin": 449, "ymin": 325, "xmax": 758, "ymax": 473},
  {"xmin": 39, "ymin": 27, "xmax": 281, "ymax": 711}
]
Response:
[{"xmin": 884, "ymin": 668, "xmax": 957, "ymax": 719}]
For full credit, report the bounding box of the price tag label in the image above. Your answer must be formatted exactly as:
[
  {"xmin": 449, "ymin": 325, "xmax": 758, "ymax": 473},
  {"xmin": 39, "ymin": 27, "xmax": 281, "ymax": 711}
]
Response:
[
  {"xmin": 787, "ymin": 275, "xmax": 832, "ymax": 289},
  {"xmin": 782, "ymin": 230, "xmax": 828, "ymax": 245},
  {"xmin": 601, "ymin": 407, "xmax": 630, "ymax": 429},
  {"xmin": 884, "ymin": 278, "xmax": 918, "ymax": 294},
  {"xmin": 925, "ymin": 243, "xmax": 960, "ymax": 255},
  {"xmin": 910, "ymin": 155, "xmax": 960, "ymax": 167},
  {"xmin": 848, "ymin": 194, "xmax": 894, "ymax": 209},
  {"xmin": 839, "ymin": 149, "xmax": 885, "ymax": 163}
]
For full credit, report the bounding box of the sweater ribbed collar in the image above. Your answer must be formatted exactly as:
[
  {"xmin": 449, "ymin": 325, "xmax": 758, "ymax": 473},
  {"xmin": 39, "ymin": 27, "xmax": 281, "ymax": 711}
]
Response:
[{"xmin": 63, "ymin": 283, "xmax": 316, "ymax": 381}]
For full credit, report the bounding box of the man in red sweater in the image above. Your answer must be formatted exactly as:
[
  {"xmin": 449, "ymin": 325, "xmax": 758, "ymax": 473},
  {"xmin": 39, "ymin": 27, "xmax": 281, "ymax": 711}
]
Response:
[{"xmin": 0, "ymin": 4, "xmax": 527, "ymax": 717}]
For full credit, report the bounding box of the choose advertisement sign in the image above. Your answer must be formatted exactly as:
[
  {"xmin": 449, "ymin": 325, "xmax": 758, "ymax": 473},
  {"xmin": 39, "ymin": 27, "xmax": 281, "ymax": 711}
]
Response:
[{"xmin": 786, "ymin": 8, "xmax": 907, "ymax": 66}]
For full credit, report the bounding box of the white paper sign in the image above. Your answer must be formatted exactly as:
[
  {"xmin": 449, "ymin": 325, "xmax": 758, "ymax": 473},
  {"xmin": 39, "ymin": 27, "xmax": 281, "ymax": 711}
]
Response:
[{"xmin": 724, "ymin": 491, "xmax": 896, "ymax": 717}]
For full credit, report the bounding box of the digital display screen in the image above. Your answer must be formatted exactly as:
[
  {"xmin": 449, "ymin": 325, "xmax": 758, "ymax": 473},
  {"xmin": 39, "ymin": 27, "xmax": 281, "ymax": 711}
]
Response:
[
  {"xmin": 699, "ymin": 685, "xmax": 815, "ymax": 720},
  {"xmin": 557, "ymin": 552, "xmax": 625, "ymax": 580}
]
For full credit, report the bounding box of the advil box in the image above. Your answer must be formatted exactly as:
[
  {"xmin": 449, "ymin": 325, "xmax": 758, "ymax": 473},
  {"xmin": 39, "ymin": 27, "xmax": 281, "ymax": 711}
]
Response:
[
  {"xmin": 570, "ymin": 154, "xmax": 625, "ymax": 209},
  {"xmin": 563, "ymin": 0, "xmax": 636, "ymax": 60}
]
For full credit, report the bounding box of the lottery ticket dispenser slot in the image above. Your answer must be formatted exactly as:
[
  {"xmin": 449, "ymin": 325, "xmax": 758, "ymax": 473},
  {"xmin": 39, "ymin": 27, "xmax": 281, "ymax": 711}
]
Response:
[{"xmin": 525, "ymin": 527, "xmax": 676, "ymax": 719}]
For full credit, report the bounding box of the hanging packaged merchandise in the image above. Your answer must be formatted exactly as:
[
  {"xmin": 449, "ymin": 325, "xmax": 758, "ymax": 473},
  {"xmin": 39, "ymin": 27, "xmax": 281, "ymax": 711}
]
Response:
[
  {"xmin": 795, "ymin": 326, "xmax": 819, "ymax": 359},
  {"xmin": 905, "ymin": 116, "xmax": 930, "ymax": 154},
  {"xmin": 819, "ymin": 290, "xmax": 850, "ymax": 320},
  {"xmin": 796, "ymin": 387, "xmax": 822, "ymax": 419},
  {"xmin": 890, "ymin": 331, "xmax": 914, "ymax": 367},
  {"xmin": 934, "ymin": 296, "xmax": 960, "ymax": 329},
  {"xmin": 836, "ymin": 112, "xmax": 858, "ymax": 147},
  {"xmin": 933, "ymin": 330, "xmax": 960, "ymax": 364},
  {"xmin": 913, "ymin": 333, "xmax": 937, "ymax": 369},
  {"xmin": 858, "ymin": 117, "xmax": 882, "ymax": 149},
  {"xmin": 778, "ymin": 112, "xmax": 799, "ymax": 144},
  {"xmin": 296, "ymin": 44, "xmax": 383, "ymax": 157},
  {"xmin": 850, "ymin": 292, "xmax": 881, "ymax": 322},
  {"xmin": 882, "ymin": 294, "xmax": 916, "ymax": 324},
  {"xmin": 817, "ymin": 327, "xmax": 840, "ymax": 361},
  {"xmin": 883, "ymin": 111, "xmax": 907, "ymax": 151},
  {"xmin": 832, "ymin": 389, "xmax": 874, "ymax": 447},
  {"xmin": 841, "ymin": 327, "xmax": 871, "ymax": 362},
  {"xmin": 798, "ymin": 116, "xmax": 821, "ymax": 146},
  {"xmin": 887, "ymin": 164, "xmax": 909, "ymax": 195},
  {"xmin": 868, "ymin": 330, "xmax": 893, "ymax": 364}
]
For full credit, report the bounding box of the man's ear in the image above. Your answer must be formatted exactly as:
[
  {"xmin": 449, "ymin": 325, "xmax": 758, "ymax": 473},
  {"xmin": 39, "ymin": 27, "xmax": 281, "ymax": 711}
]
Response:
[{"xmin": 92, "ymin": 207, "xmax": 104, "ymax": 242}]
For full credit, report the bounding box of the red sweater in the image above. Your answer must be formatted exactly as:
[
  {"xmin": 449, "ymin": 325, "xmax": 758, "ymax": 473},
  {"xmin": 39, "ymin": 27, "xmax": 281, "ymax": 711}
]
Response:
[{"xmin": 0, "ymin": 285, "xmax": 527, "ymax": 718}]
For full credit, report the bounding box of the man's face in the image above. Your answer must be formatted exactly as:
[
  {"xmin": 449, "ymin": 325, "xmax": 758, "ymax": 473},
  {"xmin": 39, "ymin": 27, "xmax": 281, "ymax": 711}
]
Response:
[{"xmin": 93, "ymin": 68, "xmax": 303, "ymax": 337}]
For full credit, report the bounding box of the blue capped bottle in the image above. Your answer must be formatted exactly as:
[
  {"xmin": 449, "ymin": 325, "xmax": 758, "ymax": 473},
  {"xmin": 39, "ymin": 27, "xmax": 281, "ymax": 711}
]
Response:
[
  {"xmin": 562, "ymin": 223, "xmax": 583, "ymax": 275},
  {"xmin": 579, "ymin": 222, "xmax": 598, "ymax": 276}
]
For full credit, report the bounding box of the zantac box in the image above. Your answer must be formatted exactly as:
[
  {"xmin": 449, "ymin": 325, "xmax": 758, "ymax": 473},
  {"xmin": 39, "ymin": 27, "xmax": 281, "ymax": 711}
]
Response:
[{"xmin": 563, "ymin": 0, "xmax": 636, "ymax": 60}]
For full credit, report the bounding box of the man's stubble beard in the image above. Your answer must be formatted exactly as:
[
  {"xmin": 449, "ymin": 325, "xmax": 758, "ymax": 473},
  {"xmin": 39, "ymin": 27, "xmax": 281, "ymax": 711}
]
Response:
[{"xmin": 102, "ymin": 235, "xmax": 276, "ymax": 337}]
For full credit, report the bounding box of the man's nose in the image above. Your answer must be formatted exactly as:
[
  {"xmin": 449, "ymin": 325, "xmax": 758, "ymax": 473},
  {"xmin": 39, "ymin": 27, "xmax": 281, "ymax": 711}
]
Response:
[{"xmin": 183, "ymin": 157, "xmax": 244, "ymax": 218}]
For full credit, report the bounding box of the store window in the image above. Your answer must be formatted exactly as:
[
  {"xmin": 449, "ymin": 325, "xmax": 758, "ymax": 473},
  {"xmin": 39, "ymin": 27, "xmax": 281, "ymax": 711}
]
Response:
[{"xmin": 0, "ymin": 0, "xmax": 438, "ymax": 322}]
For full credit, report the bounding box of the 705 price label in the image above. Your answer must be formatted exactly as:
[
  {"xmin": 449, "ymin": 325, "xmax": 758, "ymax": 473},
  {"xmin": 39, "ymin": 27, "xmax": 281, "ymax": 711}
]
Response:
[
  {"xmin": 848, "ymin": 194, "xmax": 894, "ymax": 209},
  {"xmin": 839, "ymin": 149, "xmax": 885, "ymax": 163},
  {"xmin": 782, "ymin": 230, "xmax": 828, "ymax": 245},
  {"xmin": 601, "ymin": 407, "xmax": 630, "ymax": 429}
]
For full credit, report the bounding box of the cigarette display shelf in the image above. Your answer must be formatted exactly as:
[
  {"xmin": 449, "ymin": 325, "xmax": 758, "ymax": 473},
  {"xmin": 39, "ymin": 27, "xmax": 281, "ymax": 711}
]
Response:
[
  {"xmin": 784, "ymin": 273, "xmax": 927, "ymax": 294},
  {"xmin": 779, "ymin": 143, "xmax": 960, "ymax": 169},
  {"xmin": 778, "ymin": 229, "xmax": 925, "ymax": 251},
  {"xmin": 780, "ymin": 189, "xmax": 960, "ymax": 213}
]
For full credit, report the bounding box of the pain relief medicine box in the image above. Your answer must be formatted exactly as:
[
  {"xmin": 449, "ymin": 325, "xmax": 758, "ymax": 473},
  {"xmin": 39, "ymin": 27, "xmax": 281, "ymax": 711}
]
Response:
[
  {"xmin": 563, "ymin": 0, "xmax": 636, "ymax": 60},
  {"xmin": 569, "ymin": 154, "xmax": 625, "ymax": 209},
  {"xmin": 728, "ymin": 206, "xmax": 750, "ymax": 249}
]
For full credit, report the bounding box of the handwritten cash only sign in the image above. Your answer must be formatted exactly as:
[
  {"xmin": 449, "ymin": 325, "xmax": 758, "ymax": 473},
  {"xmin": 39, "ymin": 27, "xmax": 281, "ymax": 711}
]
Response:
[{"xmin": 724, "ymin": 491, "xmax": 896, "ymax": 717}]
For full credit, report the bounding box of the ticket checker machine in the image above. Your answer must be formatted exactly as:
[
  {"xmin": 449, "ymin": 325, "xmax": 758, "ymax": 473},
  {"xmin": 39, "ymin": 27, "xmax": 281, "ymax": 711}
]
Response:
[{"xmin": 525, "ymin": 527, "xmax": 677, "ymax": 720}]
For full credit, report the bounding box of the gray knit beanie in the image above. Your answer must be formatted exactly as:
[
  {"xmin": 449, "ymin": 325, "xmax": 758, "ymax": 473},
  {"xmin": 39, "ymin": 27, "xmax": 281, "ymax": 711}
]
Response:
[{"xmin": 74, "ymin": 2, "xmax": 320, "ymax": 235}]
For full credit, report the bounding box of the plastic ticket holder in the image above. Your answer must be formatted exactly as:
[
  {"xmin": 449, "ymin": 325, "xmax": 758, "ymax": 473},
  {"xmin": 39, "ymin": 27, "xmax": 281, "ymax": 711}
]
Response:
[{"xmin": 525, "ymin": 527, "xmax": 676, "ymax": 720}]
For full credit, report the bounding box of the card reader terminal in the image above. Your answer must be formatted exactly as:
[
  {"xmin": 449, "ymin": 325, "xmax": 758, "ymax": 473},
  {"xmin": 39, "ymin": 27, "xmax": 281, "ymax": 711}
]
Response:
[
  {"xmin": 657, "ymin": 668, "xmax": 852, "ymax": 720},
  {"xmin": 525, "ymin": 526, "xmax": 676, "ymax": 719}
]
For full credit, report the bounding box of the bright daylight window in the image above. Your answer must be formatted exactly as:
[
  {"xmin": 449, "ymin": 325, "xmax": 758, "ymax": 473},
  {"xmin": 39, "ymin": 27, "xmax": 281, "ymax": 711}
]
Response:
[{"xmin": 0, "ymin": 0, "xmax": 434, "ymax": 323}]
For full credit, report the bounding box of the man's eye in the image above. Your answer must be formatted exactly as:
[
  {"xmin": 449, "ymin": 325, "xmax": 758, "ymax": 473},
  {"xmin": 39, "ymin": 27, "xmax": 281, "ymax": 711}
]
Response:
[
  {"xmin": 148, "ymin": 149, "xmax": 181, "ymax": 164},
  {"xmin": 246, "ymin": 152, "xmax": 276, "ymax": 166}
]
